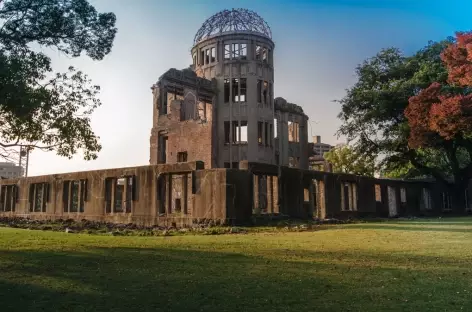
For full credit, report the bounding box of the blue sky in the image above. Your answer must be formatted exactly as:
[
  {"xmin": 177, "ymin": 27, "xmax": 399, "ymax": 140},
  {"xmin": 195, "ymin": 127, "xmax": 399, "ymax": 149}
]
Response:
[{"xmin": 28, "ymin": 0, "xmax": 472, "ymax": 176}]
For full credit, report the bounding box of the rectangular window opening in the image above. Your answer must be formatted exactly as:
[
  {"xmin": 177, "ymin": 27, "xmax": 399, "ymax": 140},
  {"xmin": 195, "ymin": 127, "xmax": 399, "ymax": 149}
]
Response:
[
  {"xmin": 232, "ymin": 121, "xmax": 247, "ymax": 144},
  {"xmin": 200, "ymin": 50, "xmax": 204, "ymax": 65},
  {"xmin": 224, "ymin": 79, "xmax": 230, "ymax": 103},
  {"xmin": 205, "ymin": 49, "xmax": 210, "ymax": 65},
  {"xmin": 210, "ymin": 47, "xmax": 216, "ymax": 63},
  {"xmin": 231, "ymin": 43, "xmax": 239, "ymax": 59},
  {"xmin": 232, "ymin": 78, "xmax": 239, "ymax": 102},
  {"xmin": 288, "ymin": 121, "xmax": 300, "ymax": 142},
  {"xmin": 240, "ymin": 78, "xmax": 246, "ymax": 102},
  {"xmin": 256, "ymin": 45, "xmax": 262, "ymax": 61},
  {"xmin": 1, "ymin": 185, "xmax": 17, "ymax": 212},
  {"xmin": 177, "ymin": 152, "xmax": 188, "ymax": 163},
  {"xmin": 269, "ymin": 124, "xmax": 273, "ymax": 146},
  {"xmin": 262, "ymin": 48, "xmax": 268, "ymax": 63},
  {"xmin": 224, "ymin": 44, "xmax": 230, "ymax": 60},
  {"xmin": 240, "ymin": 43, "xmax": 247, "ymax": 59}
]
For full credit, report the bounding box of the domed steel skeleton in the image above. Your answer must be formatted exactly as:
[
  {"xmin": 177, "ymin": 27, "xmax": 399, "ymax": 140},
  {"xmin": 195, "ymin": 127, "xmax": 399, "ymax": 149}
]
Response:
[{"xmin": 193, "ymin": 8, "xmax": 272, "ymax": 45}]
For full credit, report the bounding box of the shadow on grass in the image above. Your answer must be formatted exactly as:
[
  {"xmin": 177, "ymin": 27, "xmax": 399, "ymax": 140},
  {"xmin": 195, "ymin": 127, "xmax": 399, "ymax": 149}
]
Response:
[
  {"xmin": 1, "ymin": 246, "xmax": 472, "ymax": 312},
  {"xmin": 344, "ymin": 223, "xmax": 472, "ymax": 233}
]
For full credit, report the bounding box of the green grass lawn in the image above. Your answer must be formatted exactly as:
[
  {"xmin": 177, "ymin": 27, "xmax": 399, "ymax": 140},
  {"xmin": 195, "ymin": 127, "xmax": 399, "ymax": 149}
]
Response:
[{"xmin": 1, "ymin": 218, "xmax": 472, "ymax": 312}]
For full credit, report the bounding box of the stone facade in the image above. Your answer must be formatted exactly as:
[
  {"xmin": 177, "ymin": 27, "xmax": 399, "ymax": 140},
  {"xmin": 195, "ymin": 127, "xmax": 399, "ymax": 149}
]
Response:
[{"xmin": 2, "ymin": 161, "xmax": 471, "ymax": 226}]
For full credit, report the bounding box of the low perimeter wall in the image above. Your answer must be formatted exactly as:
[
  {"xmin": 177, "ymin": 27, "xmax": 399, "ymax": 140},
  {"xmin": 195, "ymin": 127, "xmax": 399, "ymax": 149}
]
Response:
[{"xmin": 0, "ymin": 161, "xmax": 471, "ymax": 226}]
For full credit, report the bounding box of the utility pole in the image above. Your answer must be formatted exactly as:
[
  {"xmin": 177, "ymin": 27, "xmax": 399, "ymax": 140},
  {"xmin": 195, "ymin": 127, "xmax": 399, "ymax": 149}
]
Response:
[{"xmin": 25, "ymin": 147, "xmax": 30, "ymax": 177}]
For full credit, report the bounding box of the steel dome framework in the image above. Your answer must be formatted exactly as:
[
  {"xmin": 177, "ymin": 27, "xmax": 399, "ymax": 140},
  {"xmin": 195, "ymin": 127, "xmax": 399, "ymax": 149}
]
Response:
[{"xmin": 193, "ymin": 8, "xmax": 272, "ymax": 45}]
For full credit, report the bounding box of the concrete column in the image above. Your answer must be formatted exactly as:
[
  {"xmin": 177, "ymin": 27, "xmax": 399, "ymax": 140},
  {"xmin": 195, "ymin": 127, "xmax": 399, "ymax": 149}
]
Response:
[
  {"xmin": 318, "ymin": 180, "xmax": 326, "ymax": 219},
  {"xmin": 273, "ymin": 175, "xmax": 279, "ymax": 213}
]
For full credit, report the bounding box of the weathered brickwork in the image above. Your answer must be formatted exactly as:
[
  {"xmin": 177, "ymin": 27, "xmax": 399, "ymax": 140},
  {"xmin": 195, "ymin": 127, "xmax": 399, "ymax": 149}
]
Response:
[{"xmin": 1, "ymin": 161, "xmax": 471, "ymax": 226}]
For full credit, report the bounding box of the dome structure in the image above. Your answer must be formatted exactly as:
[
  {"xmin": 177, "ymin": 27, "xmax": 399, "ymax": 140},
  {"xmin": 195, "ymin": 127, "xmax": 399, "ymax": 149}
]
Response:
[{"xmin": 193, "ymin": 8, "xmax": 272, "ymax": 45}]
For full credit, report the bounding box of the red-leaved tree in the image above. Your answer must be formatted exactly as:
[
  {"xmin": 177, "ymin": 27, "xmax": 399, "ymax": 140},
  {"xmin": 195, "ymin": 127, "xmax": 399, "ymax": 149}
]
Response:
[
  {"xmin": 405, "ymin": 31, "xmax": 472, "ymax": 208},
  {"xmin": 441, "ymin": 32, "xmax": 472, "ymax": 86}
]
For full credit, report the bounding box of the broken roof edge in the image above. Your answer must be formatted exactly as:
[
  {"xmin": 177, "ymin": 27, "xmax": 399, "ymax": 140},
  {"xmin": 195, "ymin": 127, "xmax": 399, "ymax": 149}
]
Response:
[
  {"xmin": 152, "ymin": 67, "xmax": 215, "ymax": 91},
  {"xmin": 274, "ymin": 97, "xmax": 308, "ymax": 118}
]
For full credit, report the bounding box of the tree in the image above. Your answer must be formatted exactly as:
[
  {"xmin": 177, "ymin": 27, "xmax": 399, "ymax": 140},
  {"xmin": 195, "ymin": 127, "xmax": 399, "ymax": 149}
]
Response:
[
  {"xmin": 324, "ymin": 144, "xmax": 376, "ymax": 177},
  {"xmin": 337, "ymin": 34, "xmax": 472, "ymax": 209},
  {"xmin": 0, "ymin": 0, "xmax": 117, "ymax": 162}
]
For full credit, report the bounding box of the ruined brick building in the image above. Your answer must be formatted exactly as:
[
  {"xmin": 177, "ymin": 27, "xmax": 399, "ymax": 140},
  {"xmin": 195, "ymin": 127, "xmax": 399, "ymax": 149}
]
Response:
[
  {"xmin": 149, "ymin": 9, "xmax": 309, "ymax": 170},
  {"xmin": 1, "ymin": 8, "xmax": 471, "ymax": 226}
]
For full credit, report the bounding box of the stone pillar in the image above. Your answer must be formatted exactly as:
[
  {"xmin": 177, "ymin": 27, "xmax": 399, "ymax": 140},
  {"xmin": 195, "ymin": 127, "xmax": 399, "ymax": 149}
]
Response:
[
  {"xmin": 318, "ymin": 180, "xmax": 326, "ymax": 219},
  {"xmin": 273, "ymin": 175, "xmax": 279, "ymax": 213}
]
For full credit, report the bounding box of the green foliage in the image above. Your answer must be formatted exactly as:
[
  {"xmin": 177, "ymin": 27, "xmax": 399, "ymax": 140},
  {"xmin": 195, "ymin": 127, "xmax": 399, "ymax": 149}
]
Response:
[
  {"xmin": 324, "ymin": 144, "xmax": 376, "ymax": 176},
  {"xmin": 0, "ymin": 0, "xmax": 117, "ymax": 160},
  {"xmin": 337, "ymin": 37, "xmax": 472, "ymax": 188}
]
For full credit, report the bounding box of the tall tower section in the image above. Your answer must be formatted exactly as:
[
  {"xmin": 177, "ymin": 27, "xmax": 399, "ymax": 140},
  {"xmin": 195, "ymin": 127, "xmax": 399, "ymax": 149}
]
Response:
[{"xmin": 191, "ymin": 9, "xmax": 275, "ymax": 168}]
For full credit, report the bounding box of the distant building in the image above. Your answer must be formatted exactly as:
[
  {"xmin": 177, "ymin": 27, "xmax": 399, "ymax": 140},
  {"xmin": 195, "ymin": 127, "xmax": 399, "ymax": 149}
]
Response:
[
  {"xmin": 0, "ymin": 162, "xmax": 23, "ymax": 179},
  {"xmin": 308, "ymin": 136, "xmax": 334, "ymax": 171}
]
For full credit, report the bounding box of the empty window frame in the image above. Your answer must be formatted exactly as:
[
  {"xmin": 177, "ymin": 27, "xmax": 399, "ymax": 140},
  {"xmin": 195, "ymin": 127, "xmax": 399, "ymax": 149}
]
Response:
[
  {"xmin": 232, "ymin": 121, "xmax": 248, "ymax": 144},
  {"xmin": 205, "ymin": 49, "xmax": 210, "ymax": 65},
  {"xmin": 29, "ymin": 183, "xmax": 50, "ymax": 212},
  {"xmin": 63, "ymin": 180, "xmax": 88, "ymax": 213},
  {"xmin": 232, "ymin": 78, "xmax": 239, "ymax": 102},
  {"xmin": 233, "ymin": 78, "xmax": 247, "ymax": 102},
  {"xmin": 177, "ymin": 152, "xmax": 188, "ymax": 163},
  {"xmin": 262, "ymin": 48, "xmax": 268, "ymax": 63},
  {"xmin": 200, "ymin": 50, "xmax": 204, "ymax": 65},
  {"xmin": 240, "ymin": 43, "xmax": 247, "ymax": 59},
  {"xmin": 192, "ymin": 53, "xmax": 196, "ymax": 65},
  {"xmin": 257, "ymin": 80, "xmax": 262, "ymax": 103},
  {"xmin": 240, "ymin": 78, "xmax": 247, "ymax": 102},
  {"xmin": 269, "ymin": 124, "xmax": 273, "ymax": 146},
  {"xmin": 210, "ymin": 47, "xmax": 216, "ymax": 63},
  {"xmin": 224, "ymin": 44, "xmax": 231, "ymax": 60},
  {"xmin": 0, "ymin": 184, "xmax": 18, "ymax": 212},
  {"xmin": 422, "ymin": 188, "xmax": 432, "ymax": 210},
  {"xmin": 258, "ymin": 121, "xmax": 263, "ymax": 145},
  {"xmin": 104, "ymin": 176, "xmax": 137, "ymax": 214},
  {"xmin": 224, "ymin": 79, "xmax": 230, "ymax": 103},
  {"xmin": 288, "ymin": 121, "xmax": 300, "ymax": 142},
  {"xmin": 400, "ymin": 188, "xmax": 407, "ymax": 203},
  {"xmin": 160, "ymin": 90, "xmax": 168, "ymax": 115},
  {"xmin": 263, "ymin": 81, "xmax": 268, "ymax": 105},
  {"xmin": 442, "ymin": 192, "xmax": 452, "ymax": 211},
  {"xmin": 231, "ymin": 43, "xmax": 239, "ymax": 59},
  {"xmin": 375, "ymin": 185, "xmax": 382, "ymax": 202},
  {"xmin": 256, "ymin": 45, "xmax": 262, "ymax": 61}
]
